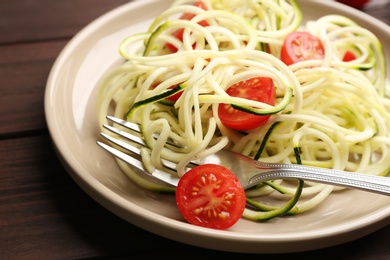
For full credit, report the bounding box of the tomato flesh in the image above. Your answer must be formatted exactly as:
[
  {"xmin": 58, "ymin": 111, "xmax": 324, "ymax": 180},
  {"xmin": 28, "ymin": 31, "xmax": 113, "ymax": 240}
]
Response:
[
  {"xmin": 152, "ymin": 82, "xmax": 183, "ymax": 102},
  {"xmin": 218, "ymin": 77, "xmax": 276, "ymax": 131},
  {"xmin": 167, "ymin": 87, "xmax": 183, "ymax": 102},
  {"xmin": 175, "ymin": 164, "xmax": 246, "ymax": 230},
  {"xmin": 281, "ymin": 31, "xmax": 325, "ymax": 65},
  {"xmin": 164, "ymin": 84, "xmax": 183, "ymax": 102},
  {"xmin": 342, "ymin": 50, "xmax": 356, "ymax": 61},
  {"xmin": 165, "ymin": 1, "xmax": 209, "ymax": 52}
]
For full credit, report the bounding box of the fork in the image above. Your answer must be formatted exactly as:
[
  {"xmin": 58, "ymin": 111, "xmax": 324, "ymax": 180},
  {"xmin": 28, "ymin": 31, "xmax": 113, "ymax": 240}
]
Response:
[{"xmin": 97, "ymin": 116, "xmax": 390, "ymax": 196}]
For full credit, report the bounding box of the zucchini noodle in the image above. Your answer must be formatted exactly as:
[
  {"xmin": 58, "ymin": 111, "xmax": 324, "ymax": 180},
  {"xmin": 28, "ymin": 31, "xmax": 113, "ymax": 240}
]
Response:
[
  {"xmin": 97, "ymin": 0, "xmax": 390, "ymax": 221},
  {"xmin": 304, "ymin": 14, "xmax": 387, "ymax": 95}
]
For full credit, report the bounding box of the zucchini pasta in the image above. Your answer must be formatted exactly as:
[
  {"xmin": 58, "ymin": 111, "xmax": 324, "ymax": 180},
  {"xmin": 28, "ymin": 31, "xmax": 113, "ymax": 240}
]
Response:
[{"xmin": 97, "ymin": 0, "xmax": 390, "ymax": 221}]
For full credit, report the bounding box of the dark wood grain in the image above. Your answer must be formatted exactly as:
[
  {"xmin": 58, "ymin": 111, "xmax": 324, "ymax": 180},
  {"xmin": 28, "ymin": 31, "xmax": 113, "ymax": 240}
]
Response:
[
  {"xmin": 0, "ymin": 0, "xmax": 130, "ymax": 137},
  {"xmin": 0, "ymin": 41, "xmax": 65, "ymax": 136},
  {"xmin": 0, "ymin": 0, "xmax": 389, "ymax": 258},
  {"xmin": 0, "ymin": 0, "xmax": 130, "ymax": 44}
]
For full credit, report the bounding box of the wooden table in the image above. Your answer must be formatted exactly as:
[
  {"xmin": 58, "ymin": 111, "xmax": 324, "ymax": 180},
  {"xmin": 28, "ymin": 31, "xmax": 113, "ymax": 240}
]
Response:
[{"xmin": 1, "ymin": 0, "xmax": 389, "ymax": 258}]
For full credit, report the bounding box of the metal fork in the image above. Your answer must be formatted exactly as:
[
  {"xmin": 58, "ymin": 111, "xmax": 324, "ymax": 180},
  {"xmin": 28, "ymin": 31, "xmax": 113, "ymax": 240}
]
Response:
[{"xmin": 97, "ymin": 116, "xmax": 390, "ymax": 196}]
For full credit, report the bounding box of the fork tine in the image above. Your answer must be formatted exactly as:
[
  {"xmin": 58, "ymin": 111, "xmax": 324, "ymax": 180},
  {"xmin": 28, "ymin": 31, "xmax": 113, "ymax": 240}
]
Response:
[
  {"xmin": 98, "ymin": 140, "xmax": 142, "ymax": 168},
  {"xmin": 100, "ymin": 132, "xmax": 141, "ymax": 156},
  {"xmin": 97, "ymin": 141, "xmax": 179, "ymax": 187},
  {"xmin": 107, "ymin": 115, "xmax": 139, "ymax": 129},
  {"xmin": 102, "ymin": 120, "xmax": 180, "ymax": 171},
  {"xmin": 104, "ymin": 122, "xmax": 146, "ymax": 147},
  {"xmin": 106, "ymin": 116, "xmax": 181, "ymax": 149}
]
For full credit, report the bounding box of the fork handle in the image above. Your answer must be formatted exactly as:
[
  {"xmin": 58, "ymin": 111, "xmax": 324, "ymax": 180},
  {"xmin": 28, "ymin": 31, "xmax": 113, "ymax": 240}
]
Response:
[{"xmin": 251, "ymin": 162, "xmax": 390, "ymax": 196}]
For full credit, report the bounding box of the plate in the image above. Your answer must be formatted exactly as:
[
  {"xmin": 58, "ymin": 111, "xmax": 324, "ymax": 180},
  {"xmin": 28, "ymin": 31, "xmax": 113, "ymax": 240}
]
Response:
[{"xmin": 44, "ymin": 0, "xmax": 390, "ymax": 253}]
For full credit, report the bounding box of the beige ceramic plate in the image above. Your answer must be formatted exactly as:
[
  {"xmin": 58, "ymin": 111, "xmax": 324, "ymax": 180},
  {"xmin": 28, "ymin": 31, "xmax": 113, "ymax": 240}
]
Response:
[{"xmin": 45, "ymin": 0, "xmax": 390, "ymax": 253}]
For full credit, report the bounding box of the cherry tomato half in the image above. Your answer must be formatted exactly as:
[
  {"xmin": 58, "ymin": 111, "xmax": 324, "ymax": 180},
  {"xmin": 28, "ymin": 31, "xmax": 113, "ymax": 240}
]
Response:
[
  {"xmin": 218, "ymin": 77, "xmax": 276, "ymax": 131},
  {"xmin": 165, "ymin": 1, "xmax": 209, "ymax": 52},
  {"xmin": 175, "ymin": 164, "xmax": 246, "ymax": 230},
  {"xmin": 281, "ymin": 31, "xmax": 325, "ymax": 65}
]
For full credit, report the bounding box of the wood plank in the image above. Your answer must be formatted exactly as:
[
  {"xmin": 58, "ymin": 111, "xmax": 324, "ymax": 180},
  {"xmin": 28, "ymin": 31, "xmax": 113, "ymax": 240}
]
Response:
[
  {"xmin": 0, "ymin": 0, "xmax": 131, "ymax": 44},
  {"xmin": 0, "ymin": 41, "xmax": 66, "ymax": 136}
]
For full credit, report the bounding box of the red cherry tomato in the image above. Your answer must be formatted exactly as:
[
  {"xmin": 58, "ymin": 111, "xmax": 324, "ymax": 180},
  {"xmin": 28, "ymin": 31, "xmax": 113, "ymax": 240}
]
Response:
[
  {"xmin": 281, "ymin": 31, "xmax": 325, "ymax": 65},
  {"xmin": 218, "ymin": 77, "xmax": 276, "ymax": 131},
  {"xmin": 336, "ymin": 0, "xmax": 369, "ymax": 9},
  {"xmin": 175, "ymin": 164, "xmax": 246, "ymax": 230},
  {"xmin": 165, "ymin": 1, "xmax": 209, "ymax": 52}
]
